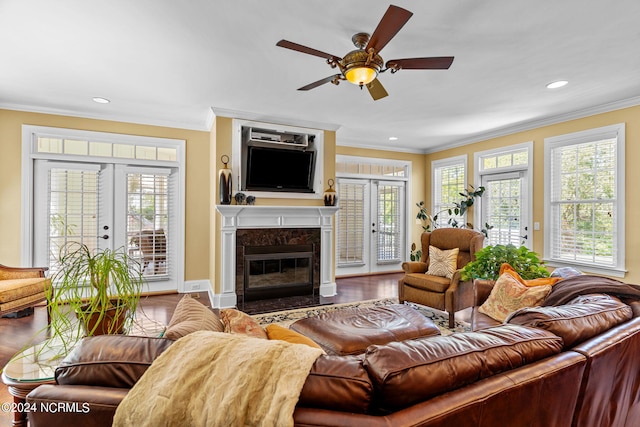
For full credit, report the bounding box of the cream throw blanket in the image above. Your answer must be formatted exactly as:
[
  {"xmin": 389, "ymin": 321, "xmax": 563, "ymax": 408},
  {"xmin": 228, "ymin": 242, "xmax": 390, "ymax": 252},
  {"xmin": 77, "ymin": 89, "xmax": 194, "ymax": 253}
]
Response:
[{"xmin": 113, "ymin": 330, "xmax": 323, "ymax": 427}]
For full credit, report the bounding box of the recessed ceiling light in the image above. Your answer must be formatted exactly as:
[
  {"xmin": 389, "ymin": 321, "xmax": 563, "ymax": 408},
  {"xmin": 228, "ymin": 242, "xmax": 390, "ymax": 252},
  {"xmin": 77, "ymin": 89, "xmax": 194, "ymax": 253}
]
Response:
[
  {"xmin": 546, "ymin": 80, "xmax": 568, "ymax": 89},
  {"xmin": 389, "ymin": 136, "xmax": 398, "ymax": 141},
  {"xmin": 92, "ymin": 97, "xmax": 110, "ymax": 104}
]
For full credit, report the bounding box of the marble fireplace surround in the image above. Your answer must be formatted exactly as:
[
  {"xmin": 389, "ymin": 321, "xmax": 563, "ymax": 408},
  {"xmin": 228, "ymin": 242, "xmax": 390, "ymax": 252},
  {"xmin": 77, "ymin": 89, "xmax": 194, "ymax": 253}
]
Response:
[{"xmin": 215, "ymin": 205, "xmax": 339, "ymax": 308}]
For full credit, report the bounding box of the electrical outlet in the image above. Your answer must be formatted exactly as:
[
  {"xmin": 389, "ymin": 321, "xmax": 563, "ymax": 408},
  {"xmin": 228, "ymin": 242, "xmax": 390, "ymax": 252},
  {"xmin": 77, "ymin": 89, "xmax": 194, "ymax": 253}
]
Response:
[{"xmin": 191, "ymin": 283, "xmax": 201, "ymax": 290}]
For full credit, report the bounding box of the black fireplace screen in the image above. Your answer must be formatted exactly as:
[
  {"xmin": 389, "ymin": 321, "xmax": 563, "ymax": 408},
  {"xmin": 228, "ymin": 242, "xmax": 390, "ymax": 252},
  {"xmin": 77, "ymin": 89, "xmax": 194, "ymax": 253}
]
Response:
[{"xmin": 243, "ymin": 244, "xmax": 314, "ymax": 300}]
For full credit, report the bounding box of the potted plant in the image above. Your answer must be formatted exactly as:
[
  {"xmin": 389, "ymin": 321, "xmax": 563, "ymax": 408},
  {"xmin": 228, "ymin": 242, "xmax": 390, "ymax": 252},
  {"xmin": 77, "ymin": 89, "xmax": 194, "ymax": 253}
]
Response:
[
  {"xmin": 460, "ymin": 244, "xmax": 550, "ymax": 281},
  {"xmin": 46, "ymin": 242, "xmax": 144, "ymax": 351}
]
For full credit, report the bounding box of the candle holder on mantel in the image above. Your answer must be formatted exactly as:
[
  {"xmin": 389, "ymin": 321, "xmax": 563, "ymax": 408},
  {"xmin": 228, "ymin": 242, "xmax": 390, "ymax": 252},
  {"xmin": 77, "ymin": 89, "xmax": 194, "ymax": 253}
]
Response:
[
  {"xmin": 323, "ymin": 179, "xmax": 337, "ymax": 206},
  {"xmin": 219, "ymin": 155, "xmax": 232, "ymax": 205}
]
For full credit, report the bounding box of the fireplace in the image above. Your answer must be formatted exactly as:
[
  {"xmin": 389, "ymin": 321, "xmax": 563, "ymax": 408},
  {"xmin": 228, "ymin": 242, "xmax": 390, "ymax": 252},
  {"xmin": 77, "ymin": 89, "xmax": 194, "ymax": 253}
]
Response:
[
  {"xmin": 243, "ymin": 244, "xmax": 314, "ymax": 301},
  {"xmin": 215, "ymin": 205, "xmax": 339, "ymax": 309},
  {"xmin": 236, "ymin": 228, "xmax": 320, "ymax": 303}
]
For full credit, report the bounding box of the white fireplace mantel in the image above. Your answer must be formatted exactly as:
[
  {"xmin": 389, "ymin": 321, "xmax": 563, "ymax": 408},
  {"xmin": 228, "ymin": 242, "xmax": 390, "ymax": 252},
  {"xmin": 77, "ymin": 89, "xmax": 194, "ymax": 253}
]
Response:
[{"xmin": 214, "ymin": 205, "xmax": 339, "ymax": 308}]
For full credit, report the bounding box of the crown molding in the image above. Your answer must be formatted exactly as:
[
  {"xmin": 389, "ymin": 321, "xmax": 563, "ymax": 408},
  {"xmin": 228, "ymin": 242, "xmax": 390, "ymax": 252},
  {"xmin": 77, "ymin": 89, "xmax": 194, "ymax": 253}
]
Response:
[
  {"xmin": 0, "ymin": 102, "xmax": 212, "ymax": 132},
  {"xmin": 423, "ymin": 95, "xmax": 640, "ymax": 154},
  {"xmin": 210, "ymin": 107, "xmax": 341, "ymax": 132},
  {"xmin": 336, "ymin": 137, "xmax": 426, "ymax": 154}
]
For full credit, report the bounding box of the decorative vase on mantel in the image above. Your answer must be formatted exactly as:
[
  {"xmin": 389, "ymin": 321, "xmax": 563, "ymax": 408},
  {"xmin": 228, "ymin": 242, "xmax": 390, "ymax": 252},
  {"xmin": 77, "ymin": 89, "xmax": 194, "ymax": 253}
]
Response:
[
  {"xmin": 219, "ymin": 155, "xmax": 232, "ymax": 205},
  {"xmin": 323, "ymin": 179, "xmax": 337, "ymax": 206}
]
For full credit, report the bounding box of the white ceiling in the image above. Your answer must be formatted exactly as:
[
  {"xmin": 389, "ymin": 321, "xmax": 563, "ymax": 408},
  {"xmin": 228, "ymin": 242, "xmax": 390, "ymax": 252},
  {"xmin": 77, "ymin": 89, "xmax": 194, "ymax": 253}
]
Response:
[{"xmin": 2, "ymin": 0, "xmax": 639, "ymax": 152}]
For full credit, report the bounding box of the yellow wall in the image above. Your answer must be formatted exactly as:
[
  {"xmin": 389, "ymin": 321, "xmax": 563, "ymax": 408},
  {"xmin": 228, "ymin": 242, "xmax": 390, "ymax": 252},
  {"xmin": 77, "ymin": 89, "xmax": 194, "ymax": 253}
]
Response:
[
  {"xmin": 425, "ymin": 105, "xmax": 640, "ymax": 282},
  {"xmin": 4, "ymin": 104, "xmax": 637, "ymax": 291},
  {"xmin": 336, "ymin": 146, "xmax": 428, "ymax": 252},
  {"xmin": 0, "ymin": 109, "xmax": 211, "ymax": 281}
]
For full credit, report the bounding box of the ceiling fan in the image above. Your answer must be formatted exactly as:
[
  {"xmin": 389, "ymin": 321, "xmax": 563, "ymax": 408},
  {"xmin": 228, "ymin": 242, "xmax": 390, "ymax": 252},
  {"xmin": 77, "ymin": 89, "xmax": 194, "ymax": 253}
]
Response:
[{"xmin": 276, "ymin": 4, "xmax": 454, "ymax": 101}]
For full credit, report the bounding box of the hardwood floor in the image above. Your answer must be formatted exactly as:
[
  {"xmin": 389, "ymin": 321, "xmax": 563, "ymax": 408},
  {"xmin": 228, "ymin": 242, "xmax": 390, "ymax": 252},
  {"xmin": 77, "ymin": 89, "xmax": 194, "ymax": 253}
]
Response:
[{"xmin": 0, "ymin": 272, "xmax": 402, "ymax": 427}]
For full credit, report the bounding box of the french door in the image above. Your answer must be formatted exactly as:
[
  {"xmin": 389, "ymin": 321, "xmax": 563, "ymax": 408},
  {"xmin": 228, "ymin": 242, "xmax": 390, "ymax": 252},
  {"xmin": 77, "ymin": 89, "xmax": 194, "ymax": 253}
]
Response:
[
  {"xmin": 336, "ymin": 178, "xmax": 405, "ymax": 275},
  {"xmin": 481, "ymin": 171, "xmax": 529, "ymax": 247},
  {"xmin": 33, "ymin": 160, "xmax": 175, "ymax": 287}
]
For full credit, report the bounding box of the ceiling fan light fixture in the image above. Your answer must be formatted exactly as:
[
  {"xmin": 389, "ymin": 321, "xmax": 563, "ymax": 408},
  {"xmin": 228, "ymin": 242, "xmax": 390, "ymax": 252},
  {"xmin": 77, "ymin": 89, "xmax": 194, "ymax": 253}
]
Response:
[
  {"xmin": 342, "ymin": 48, "xmax": 383, "ymax": 86},
  {"xmin": 345, "ymin": 66, "xmax": 378, "ymax": 85}
]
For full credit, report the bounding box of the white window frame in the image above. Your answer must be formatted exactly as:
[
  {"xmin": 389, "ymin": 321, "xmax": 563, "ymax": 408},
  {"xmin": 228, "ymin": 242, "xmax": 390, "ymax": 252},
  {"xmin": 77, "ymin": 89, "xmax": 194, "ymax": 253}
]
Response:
[
  {"xmin": 21, "ymin": 125, "xmax": 186, "ymax": 292},
  {"xmin": 474, "ymin": 141, "xmax": 533, "ymax": 248},
  {"xmin": 431, "ymin": 155, "xmax": 467, "ymax": 228},
  {"xmin": 335, "ymin": 155, "xmax": 411, "ymax": 274},
  {"xmin": 543, "ymin": 123, "xmax": 625, "ymax": 277}
]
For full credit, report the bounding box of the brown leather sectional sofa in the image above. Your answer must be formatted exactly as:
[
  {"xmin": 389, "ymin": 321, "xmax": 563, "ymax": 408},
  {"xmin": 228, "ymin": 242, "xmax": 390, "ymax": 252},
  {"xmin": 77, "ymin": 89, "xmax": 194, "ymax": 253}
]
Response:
[{"xmin": 27, "ymin": 290, "xmax": 640, "ymax": 426}]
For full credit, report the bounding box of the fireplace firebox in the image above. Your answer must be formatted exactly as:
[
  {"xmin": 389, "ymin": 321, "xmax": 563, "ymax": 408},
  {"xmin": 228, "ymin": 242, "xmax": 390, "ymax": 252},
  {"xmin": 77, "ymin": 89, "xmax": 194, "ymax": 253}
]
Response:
[
  {"xmin": 236, "ymin": 227, "xmax": 321, "ymax": 304},
  {"xmin": 243, "ymin": 244, "xmax": 314, "ymax": 301}
]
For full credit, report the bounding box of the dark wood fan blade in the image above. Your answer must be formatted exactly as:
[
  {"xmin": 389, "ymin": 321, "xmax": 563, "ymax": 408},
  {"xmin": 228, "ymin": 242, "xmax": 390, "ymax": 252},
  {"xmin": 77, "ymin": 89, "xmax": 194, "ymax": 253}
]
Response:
[
  {"xmin": 365, "ymin": 5, "xmax": 413, "ymax": 53},
  {"xmin": 276, "ymin": 40, "xmax": 341, "ymax": 62},
  {"xmin": 386, "ymin": 57, "xmax": 454, "ymax": 70},
  {"xmin": 366, "ymin": 78, "xmax": 389, "ymax": 101},
  {"xmin": 298, "ymin": 74, "xmax": 341, "ymax": 91}
]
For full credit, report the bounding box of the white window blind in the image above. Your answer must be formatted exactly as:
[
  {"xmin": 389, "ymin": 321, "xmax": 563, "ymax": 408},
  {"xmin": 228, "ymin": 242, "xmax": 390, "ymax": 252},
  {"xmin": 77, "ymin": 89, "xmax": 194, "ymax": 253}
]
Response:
[
  {"xmin": 46, "ymin": 166, "xmax": 102, "ymax": 276},
  {"xmin": 545, "ymin": 123, "xmax": 625, "ymax": 275},
  {"xmin": 376, "ymin": 182, "xmax": 403, "ymax": 263},
  {"xmin": 484, "ymin": 173, "xmax": 523, "ymax": 246},
  {"xmin": 432, "ymin": 157, "xmax": 466, "ymax": 227},
  {"xmin": 127, "ymin": 171, "xmax": 171, "ymax": 278},
  {"xmin": 337, "ymin": 181, "xmax": 366, "ymax": 266}
]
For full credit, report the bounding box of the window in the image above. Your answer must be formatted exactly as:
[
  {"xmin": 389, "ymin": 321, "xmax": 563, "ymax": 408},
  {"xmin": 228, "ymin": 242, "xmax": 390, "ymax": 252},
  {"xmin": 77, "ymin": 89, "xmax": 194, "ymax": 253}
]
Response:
[
  {"xmin": 335, "ymin": 155, "xmax": 410, "ymax": 275},
  {"xmin": 24, "ymin": 125, "xmax": 185, "ymax": 292},
  {"xmin": 544, "ymin": 123, "xmax": 625, "ymax": 276},
  {"xmin": 432, "ymin": 156, "xmax": 467, "ymax": 227},
  {"xmin": 475, "ymin": 143, "xmax": 532, "ymax": 247}
]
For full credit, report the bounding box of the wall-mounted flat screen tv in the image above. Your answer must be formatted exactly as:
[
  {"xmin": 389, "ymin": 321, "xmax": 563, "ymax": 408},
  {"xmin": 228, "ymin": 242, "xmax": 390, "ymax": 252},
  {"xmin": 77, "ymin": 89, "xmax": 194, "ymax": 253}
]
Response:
[{"xmin": 245, "ymin": 146, "xmax": 316, "ymax": 193}]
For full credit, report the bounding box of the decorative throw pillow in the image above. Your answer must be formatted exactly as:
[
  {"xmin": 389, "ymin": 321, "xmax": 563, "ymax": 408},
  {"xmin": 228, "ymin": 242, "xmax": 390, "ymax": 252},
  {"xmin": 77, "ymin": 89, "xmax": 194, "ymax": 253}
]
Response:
[
  {"xmin": 164, "ymin": 295, "xmax": 225, "ymax": 340},
  {"xmin": 478, "ymin": 273, "xmax": 552, "ymax": 322},
  {"xmin": 426, "ymin": 246, "xmax": 459, "ymax": 279},
  {"xmin": 265, "ymin": 324, "xmax": 323, "ymax": 350},
  {"xmin": 499, "ymin": 263, "xmax": 562, "ymax": 287},
  {"xmin": 220, "ymin": 308, "xmax": 268, "ymax": 339}
]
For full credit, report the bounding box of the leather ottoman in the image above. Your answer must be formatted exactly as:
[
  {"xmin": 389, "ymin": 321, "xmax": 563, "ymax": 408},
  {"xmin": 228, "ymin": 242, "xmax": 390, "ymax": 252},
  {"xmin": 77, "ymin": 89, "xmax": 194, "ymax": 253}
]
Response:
[{"xmin": 290, "ymin": 303, "xmax": 440, "ymax": 355}]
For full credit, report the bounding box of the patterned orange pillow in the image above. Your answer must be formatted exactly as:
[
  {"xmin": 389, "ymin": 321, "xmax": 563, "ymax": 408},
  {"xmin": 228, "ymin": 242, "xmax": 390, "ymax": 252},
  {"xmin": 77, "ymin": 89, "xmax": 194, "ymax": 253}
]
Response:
[
  {"xmin": 220, "ymin": 308, "xmax": 268, "ymax": 339},
  {"xmin": 478, "ymin": 273, "xmax": 552, "ymax": 322},
  {"xmin": 499, "ymin": 263, "xmax": 561, "ymax": 287},
  {"xmin": 426, "ymin": 246, "xmax": 459, "ymax": 279}
]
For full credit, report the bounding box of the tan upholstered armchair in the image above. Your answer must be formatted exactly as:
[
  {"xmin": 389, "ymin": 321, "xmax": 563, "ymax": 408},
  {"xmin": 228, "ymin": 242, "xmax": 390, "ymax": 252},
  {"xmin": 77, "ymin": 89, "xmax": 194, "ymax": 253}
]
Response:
[
  {"xmin": 398, "ymin": 228, "xmax": 484, "ymax": 327},
  {"xmin": 0, "ymin": 263, "xmax": 51, "ymax": 321}
]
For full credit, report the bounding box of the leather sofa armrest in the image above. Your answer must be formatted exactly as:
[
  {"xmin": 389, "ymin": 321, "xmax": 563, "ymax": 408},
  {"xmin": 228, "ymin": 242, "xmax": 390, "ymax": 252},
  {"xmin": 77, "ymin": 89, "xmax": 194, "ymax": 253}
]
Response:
[
  {"xmin": 55, "ymin": 335, "xmax": 173, "ymax": 388},
  {"xmin": 401, "ymin": 261, "xmax": 428, "ymax": 274},
  {"xmin": 27, "ymin": 384, "xmax": 126, "ymax": 427},
  {"xmin": 473, "ymin": 279, "xmax": 495, "ymax": 306}
]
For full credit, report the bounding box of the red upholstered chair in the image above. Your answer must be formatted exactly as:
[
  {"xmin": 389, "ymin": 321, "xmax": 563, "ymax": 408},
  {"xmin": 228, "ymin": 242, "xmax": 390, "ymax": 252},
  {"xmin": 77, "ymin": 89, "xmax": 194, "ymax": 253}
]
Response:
[{"xmin": 398, "ymin": 228, "xmax": 484, "ymax": 327}]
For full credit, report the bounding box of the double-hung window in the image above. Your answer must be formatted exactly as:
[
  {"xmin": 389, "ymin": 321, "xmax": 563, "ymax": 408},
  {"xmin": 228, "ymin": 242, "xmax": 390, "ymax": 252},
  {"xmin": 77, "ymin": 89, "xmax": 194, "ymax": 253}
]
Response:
[
  {"xmin": 544, "ymin": 123, "xmax": 625, "ymax": 276},
  {"xmin": 432, "ymin": 156, "xmax": 467, "ymax": 228}
]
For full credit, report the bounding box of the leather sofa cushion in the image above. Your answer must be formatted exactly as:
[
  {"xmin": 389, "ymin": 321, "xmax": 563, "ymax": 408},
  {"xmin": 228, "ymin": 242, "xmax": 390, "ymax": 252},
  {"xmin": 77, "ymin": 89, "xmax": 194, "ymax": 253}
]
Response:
[
  {"xmin": 55, "ymin": 335, "xmax": 174, "ymax": 388},
  {"xmin": 298, "ymin": 354, "xmax": 373, "ymax": 414},
  {"xmin": 291, "ymin": 304, "xmax": 440, "ymax": 356},
  {"xmin": 363, "ymin": 324, "xmax": 563, "ymax": 412},
  {"xmin": 508, "ymin": 294, "xmax": 632, "ymax": 349}
]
